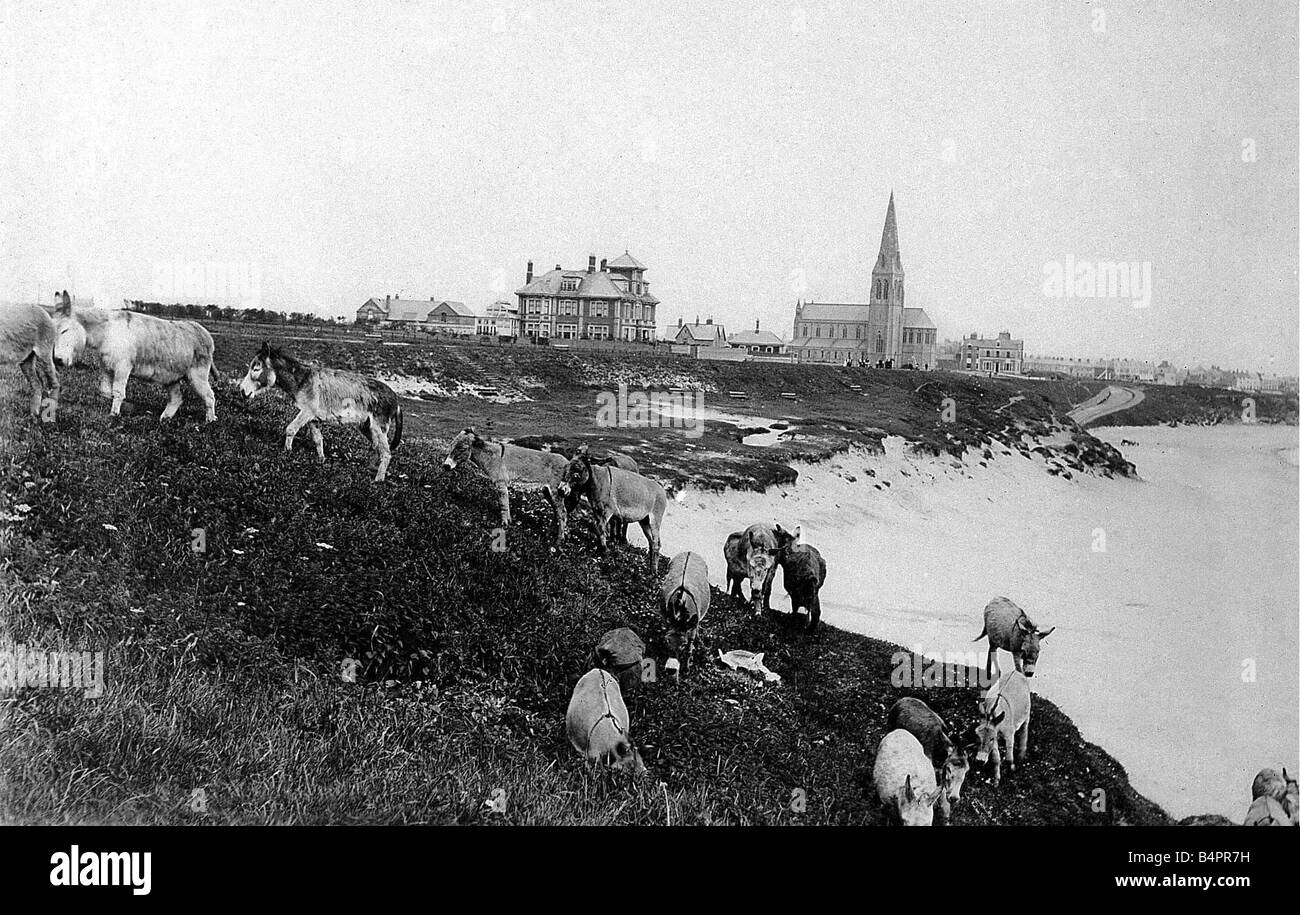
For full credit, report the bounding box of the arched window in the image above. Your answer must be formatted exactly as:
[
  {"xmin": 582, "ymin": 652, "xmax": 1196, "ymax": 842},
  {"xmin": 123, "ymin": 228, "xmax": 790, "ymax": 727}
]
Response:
[{"xmin": 875, "ymin": 333, "xmax": 884, "ymax": 354}]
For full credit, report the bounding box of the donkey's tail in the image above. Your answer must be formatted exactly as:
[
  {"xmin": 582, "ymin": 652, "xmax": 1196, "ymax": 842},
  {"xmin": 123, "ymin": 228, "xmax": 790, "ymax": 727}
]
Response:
[
  {"xmin": 390, "ymin": 405, "xmax": 404, "ymax": 451},
  {"xmin": 972, "ymin": 624, "xmax": 988, "ymax": 642}
]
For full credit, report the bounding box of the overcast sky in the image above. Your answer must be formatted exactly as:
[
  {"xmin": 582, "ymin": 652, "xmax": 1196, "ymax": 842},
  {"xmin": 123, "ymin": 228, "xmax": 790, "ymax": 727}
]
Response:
[{"xmin": 2, "ymin": 0, "xmax": 1296, "ymax": 372}]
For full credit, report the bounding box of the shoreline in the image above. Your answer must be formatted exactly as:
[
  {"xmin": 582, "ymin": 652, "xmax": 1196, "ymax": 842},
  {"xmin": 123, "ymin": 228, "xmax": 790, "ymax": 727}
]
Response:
[{"xmin": 657, "ymin": 423, "xmax": 1299, "ymax": 821}]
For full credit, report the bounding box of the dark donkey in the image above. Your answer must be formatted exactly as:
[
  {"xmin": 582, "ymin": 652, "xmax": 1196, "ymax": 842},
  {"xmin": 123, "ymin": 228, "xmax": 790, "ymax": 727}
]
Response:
[{"xmin": 560, "ymin": 450, "xmax": 667, "ymax": 573}]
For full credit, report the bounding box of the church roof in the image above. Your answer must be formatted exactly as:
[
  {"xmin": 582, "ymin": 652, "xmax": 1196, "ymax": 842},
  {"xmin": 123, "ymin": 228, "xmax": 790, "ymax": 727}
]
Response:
[
  {"xmin": 874, "ymin": 191, "xmax": 903, "ymax": 274},
  {"xmin": 902, "ymin": 307, "xmax": 934, "ymax": 329}
]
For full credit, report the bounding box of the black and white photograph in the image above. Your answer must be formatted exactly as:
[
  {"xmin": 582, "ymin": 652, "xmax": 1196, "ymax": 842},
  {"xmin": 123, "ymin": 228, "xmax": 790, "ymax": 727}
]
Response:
[{"xmin": 0, "ymin": 0, "xmax": 1296, "ymax": 893}]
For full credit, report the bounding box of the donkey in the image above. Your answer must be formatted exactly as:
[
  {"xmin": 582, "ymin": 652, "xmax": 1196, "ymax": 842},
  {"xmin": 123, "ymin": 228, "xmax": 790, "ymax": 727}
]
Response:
[
  {"xmin": 588, "ymin": 449, "xmax": 639, "ymax": 542},
  {"xmin": 0, "ymin": 301, "xmax": 60, "ymax": 422},
  {"xmin": 559, "ymin": 450, "xmax": 667, "ymax": 573},
  {"xmin": 885, "ymin": 697, "xmax": 970, "ymax": 823},
  {"xmin": 973, "ymin": 669, "xmax": 1032, "ymax": 788},
  {"xmin": 973, "ymin": 596, "xmax": 1055, "ymax": 679},
  {"xmin": 873, "ymin": 729, "xmax": 945, "ymax": 826},
  {"xmin": 723, "ymin": 523, "xmax": 796, "ymax": 615},
  {"xmin": 566, "ymin": 668, "xmax": 646, "ymax": 773},
  {"xmin": 238, "ymin": 342, "xmax": 402, "ymax": 482},
  {"xmin": 443, "ymin": 429, "xmax": 570, "ymax": 542},
  {"xmin": 1248, "ymin": 767, "xmax": 1298, "ymax": 825},
  {"xmin": 53, "ymin": 292, "xmax": 217, "ymax": 421},
  {"xmin": 659, "ymin": 551, "xmax": 710, "ymax": 670}
]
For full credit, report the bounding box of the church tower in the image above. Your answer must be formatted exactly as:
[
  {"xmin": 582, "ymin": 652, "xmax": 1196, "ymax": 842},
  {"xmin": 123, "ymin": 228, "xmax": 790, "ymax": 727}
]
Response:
[{"xmin": 867, "ymin": 191, "xmax": 905, "ymax": 362}]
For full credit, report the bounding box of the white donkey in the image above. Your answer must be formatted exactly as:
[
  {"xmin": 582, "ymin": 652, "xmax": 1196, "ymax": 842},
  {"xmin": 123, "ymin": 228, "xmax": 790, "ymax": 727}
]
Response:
[
  {"xmin": 52, "ymin": 292, "xmax": 217, "ymax": 421},
  {"xmin": 238, "ymin": 342, "xmax": 403, "ymax": 482},
  {"xmin": 0, "ymin": 299, "xmax": 60, "ymax": 422}
]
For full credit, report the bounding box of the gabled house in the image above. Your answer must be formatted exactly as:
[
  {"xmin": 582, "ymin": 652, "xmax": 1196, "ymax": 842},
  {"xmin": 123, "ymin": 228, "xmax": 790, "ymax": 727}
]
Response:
[{"xmin": 425, "ymin": 300, "xmax": 477, "ymax": 335}]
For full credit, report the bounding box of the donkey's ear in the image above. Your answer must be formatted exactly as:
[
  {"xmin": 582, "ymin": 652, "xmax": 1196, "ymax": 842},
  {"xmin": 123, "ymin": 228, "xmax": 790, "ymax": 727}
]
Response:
[
  {"xmin": 258, "ymin": 340, "xmax": 271, "ymax": 355},
  {"xmin": 56, "ymin": 291, "xmax": 72, "ymax": 315}
]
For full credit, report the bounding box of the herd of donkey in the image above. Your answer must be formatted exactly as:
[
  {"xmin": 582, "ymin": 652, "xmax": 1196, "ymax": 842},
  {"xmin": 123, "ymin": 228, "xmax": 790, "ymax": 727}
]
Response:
[{"xmin": 2, "ymin": 294, "xmax": 1297, "ymax": 825}]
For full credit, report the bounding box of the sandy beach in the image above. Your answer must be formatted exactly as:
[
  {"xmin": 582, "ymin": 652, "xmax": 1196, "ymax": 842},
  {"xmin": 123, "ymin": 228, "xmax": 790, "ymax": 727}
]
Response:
[{"xmin": 657, "ymin": 423, "xmax": 1299, "ymax": 820}]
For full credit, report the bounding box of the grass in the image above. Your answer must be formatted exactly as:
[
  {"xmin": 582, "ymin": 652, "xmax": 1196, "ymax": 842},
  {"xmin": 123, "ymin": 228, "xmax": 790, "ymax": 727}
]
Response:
[{"xmin": 5, "ymin": 334, "xmax": 1286, "ymax": 825}]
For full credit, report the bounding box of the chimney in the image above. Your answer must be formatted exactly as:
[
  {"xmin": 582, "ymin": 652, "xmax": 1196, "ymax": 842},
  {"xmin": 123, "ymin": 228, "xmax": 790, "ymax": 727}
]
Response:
[
  {"xmin": 555, "ymin": 264, "xmax": 561, "ymax": 271},
  {"xmin": 430, "ymin": 296, "xmax": 435, "ymax": 301},
  {"xmin": 588, "ymin": 255, "xmax": 596, "ymax": 274},
  {"xmin": 526, "ymin": 261, "xmax": 533, "ymax": 283},
  {"xmin": 385, "ymin": 294, "xmax": 391, "ymax": 305},
  {"xmin": 755, "ymin": 319, "xmax": 760, "ymax": 331},
  {"xmin": 677, "ymin": 317, "xmax": 682, "ymax": 327},
  {"xmin": 695, "ymin": 314, "xmax": 699, "ymax": 325},
  {"xmin": 600, "ymin": 258, "xmax": 607, "ymax": 272},
  {"xmin": 705, "ymin": 317, "xmax": 713, "ymax": 325}
]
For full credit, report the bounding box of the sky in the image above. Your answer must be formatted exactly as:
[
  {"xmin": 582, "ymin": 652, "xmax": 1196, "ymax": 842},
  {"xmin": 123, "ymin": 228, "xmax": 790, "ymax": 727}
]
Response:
[{"xmin": 2, "ymin": 0, "xmax": 1296, "ymax": 373}]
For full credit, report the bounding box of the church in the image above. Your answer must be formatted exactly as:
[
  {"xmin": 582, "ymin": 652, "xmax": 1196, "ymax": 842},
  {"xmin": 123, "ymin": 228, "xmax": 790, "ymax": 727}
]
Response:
[{"xmin": 790, "ymin": 194, "xmax": 937, "ymax": 368}]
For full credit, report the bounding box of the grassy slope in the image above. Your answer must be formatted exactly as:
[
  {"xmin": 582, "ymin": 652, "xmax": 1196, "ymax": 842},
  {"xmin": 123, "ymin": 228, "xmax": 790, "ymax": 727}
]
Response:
[{"xmin": 0, "ymin": 357, "xmax": 1176, "ymax": 825}]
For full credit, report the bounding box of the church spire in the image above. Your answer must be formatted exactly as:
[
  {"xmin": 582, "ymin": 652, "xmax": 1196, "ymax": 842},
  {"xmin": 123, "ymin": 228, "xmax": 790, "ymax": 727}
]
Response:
[{"xmin": 874, "ymin": 191, "xmax": 903, "ymax": 274}]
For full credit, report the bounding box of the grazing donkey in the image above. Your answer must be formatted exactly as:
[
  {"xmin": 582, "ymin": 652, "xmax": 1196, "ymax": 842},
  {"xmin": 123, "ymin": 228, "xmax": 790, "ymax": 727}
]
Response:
[
  {"xmin": 873, "ymin": 729, "xmax": 945, "ymax": 826},
  {"xmin": 723, "ymin": 523, "xmax": 796, "ymax": 615},
  {"xmin": 973, "ymin": 596, "xmax": 1055, "ymax": 679},
  {"xmin": 973, "ymin": 669, "xmax": 1032, "ymax": 787},
  {"xmin": 53, "ymin": 292, "xmax": 216, "ymax": 421},
  {"xmin": 886, "ymin": 697, "xmax": 970, "ymax": 823},
  {"xmin": 659, "ymin": 551, "xmax": 710, "ymax": 670},
  {"xmin": 238, "ymin": 342, "xmax": 402, "ymax": 482},
  {"xmin": 1247, "ymin": 767, "xmax": 1298, "ymax": 826},
  {"xmin": 566, "ymin": 669, "xmax": 646, "ymax": 773},
  {"xmin": 778, "ymin": 538, "xmax": 826, "ymax": 631},
  {"xmin": 0, "ymin": 301, "xmax": 60, "ymax": 422},
  {"xmin": 560, "ymin": 451, "xmax": 667, "ymax": 573},
  {"xmin": 444, "ymin": 429, "xmax": 570, "ymax": 542},
  {"xmin": 589, "ymin": 627, "xmax": 646, "ymax": 698}
]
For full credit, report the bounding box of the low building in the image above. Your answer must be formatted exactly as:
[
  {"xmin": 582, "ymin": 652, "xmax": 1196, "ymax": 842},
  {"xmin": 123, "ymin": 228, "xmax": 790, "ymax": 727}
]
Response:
[
  {"xmin": 356, "ymin": 297, "xmax": 389, "ymax": 323},
  {"xmin": 477, "ymin": 300, "xmax": 520, "ymax": 337},
  {"xmin": 424, "ymin": 300, "xmax": 477, "ymax": 335},
  {"xmin": 672, "ymin": 317, "xmax": 728, "ymax": 355},
  {"xmin": 728, "ymin": 320, "xmax": 787, "ymax": 357},
  {"xmin": 958, "ymin": 331, "xmax": 1024, "ymax": 374}
]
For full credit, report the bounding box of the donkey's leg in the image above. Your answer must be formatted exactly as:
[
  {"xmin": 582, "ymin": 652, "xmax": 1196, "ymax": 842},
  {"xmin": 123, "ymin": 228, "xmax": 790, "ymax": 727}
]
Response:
[
  {"xmin": 496, "ymin": 483, "xmax": 511, "ymax": 525},
  {"xmin": 370, "ymin": 421, "xmax": 391, "ymax": 482},
  {"xmin": 284, "ymin": 409, "xmax": 312, "ymax": 452},
  {"xmin": 98, "ymin": 371, "xmax": 113, "ymax": 400},
  {"xmin": 188, "ymin": 365, "xmax": 216, "ymax": 422},
  {"xmin": 18, "ymin": 354, "xmax": 39, "ymax": 417},
  {"xmin": 36, "ymin": 349, "xmax": 59, "ymax": 422},
  {"xmin": 109, "ymin": 363, "xmax": 131, "ymax": 416},
  {"xmin": 543, "ymin": 485, "xmax": 566, "ymax": 544},
  {"xmin": 310, "ymin": 422, "xmax": 326, "ymax": 463},
  {"xmin": 160, "ymin": 381, "xmax": 183, "ymax": 420}
]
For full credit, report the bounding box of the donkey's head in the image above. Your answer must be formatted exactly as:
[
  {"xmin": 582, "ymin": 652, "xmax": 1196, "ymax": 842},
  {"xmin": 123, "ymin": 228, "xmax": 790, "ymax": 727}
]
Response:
[
  {"xmin": 442, "ymin": 428, "xmax": 482, "ymax": 470},
  {"xmin": 51, "ymin": 291, "xmax": 85, "ymax": 366},
  {"xmin": 972, "ymin": 700, "xmax": 1006, "ymax": 768},
  {"xmin": 238, "ymin": 342, "xmax": 280, "ymax": 399},
  {"xmin": 559, "ymin": 444, "xmax": 594, "ymax": 495},
  {"xmin": 1013, "ymin": 615, "xmax": 1054, "ymax": 677}
]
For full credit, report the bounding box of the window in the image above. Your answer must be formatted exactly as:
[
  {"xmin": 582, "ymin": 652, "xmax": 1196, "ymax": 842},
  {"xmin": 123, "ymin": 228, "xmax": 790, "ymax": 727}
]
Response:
[
  {"xmin": 589, "ymin": 325, "xmax": 609, "ymax": 339},
  {"xmin": 590, "ymin": 300, "xmax": 608, "ymax": 318},
  {"xmin": 560, "ymin": 278, "xmax": 578, "ymax": 292},
  {"xmin": 815, "ymin": 325, "xmax": 821, "ymax": 337},
  {"xmin": 559, "ymin": 299, "xmax": 577, "ymax": 316},
  {"xmin": 556, "ymin": 324, "xmax": 577, "ymax": 339}
]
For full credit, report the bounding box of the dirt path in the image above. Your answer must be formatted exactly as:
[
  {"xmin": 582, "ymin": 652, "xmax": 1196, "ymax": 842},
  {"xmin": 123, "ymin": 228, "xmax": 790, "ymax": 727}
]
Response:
[{"xmin": 1067, "ymin": 384, "xmax": 1145, "ymax": 426}]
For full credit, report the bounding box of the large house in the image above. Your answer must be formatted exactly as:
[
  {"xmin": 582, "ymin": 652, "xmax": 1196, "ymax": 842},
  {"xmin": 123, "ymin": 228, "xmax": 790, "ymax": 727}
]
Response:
[
  {"xmin": 514, "ymin": 252, "xmax": 659, "ymax": 342},
  {"xmin": 958, "ymin": 331, "xmax": 1024, "ymax": 374},
  {"xmin": 790, "ymin": 194, "xmax": 938, "ymax": 368},
  {"xmin": 477, "ymin": 300, "xmax": 521, "ymax": 337}
]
